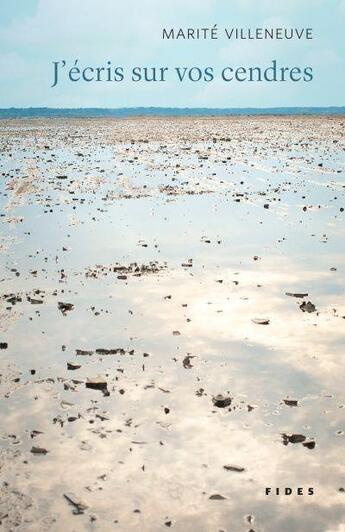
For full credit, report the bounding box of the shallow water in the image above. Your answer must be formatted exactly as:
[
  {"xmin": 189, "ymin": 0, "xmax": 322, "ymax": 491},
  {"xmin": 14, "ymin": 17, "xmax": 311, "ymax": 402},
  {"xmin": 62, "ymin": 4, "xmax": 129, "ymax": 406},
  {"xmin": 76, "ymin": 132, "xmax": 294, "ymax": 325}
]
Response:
[{"xmin": 0, "ymin": 116, "xmax": 344, "ymax": 531}]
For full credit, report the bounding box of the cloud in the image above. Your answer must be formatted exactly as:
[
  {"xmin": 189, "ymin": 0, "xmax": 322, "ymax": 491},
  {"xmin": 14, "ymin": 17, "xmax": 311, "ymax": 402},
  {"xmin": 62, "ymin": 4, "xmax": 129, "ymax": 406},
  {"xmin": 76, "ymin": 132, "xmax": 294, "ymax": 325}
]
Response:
[
  {"xmin": 233, "ymin": 0, "xmax": 324, "ymax": 15},
  {"xmin": 0, "ymin": 0, "xmax": 215, "ymax": 52},
  {"xmin": 0, "ymin": 0, "xmax": 343, "ymax": 106}
]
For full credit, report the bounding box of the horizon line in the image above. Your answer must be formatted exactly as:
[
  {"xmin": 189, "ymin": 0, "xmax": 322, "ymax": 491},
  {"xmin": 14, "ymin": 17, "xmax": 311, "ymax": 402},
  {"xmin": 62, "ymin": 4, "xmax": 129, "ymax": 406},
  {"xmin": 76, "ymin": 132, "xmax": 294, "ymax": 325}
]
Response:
[
  {"xmin": 1, "ymin": 106, "xmax": 344, "ymax": 118},
  {"xmin": 1, "ymin": 105, "xmax": 344, "ymax": 110}
]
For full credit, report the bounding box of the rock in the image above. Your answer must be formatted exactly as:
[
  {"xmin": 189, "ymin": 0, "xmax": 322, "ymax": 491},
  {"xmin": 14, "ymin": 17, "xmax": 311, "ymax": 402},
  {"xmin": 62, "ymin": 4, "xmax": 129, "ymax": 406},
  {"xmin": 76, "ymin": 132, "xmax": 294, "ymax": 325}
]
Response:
[
  {"xmin": 30, "ymin": 446, "xmax": 49, "ymax": 455},
  {"xmin": 76, "ymin": 349, "xmax": 94, "ymax": 356},
  {"xmin": 302, "ymin": 441, "xmax": 316, "ymax": 449},
  {"xmin": 283, "ymin": 399, "xmax": 298, "ymax": 407},
  {"xmin": 86, "ymin": 377, "xmax": 108, "ymax": 391},
  {"xmin": 63, "ymin": 492, "xmax": 88, "ymax": 515},
  {"xmin": 209, "ymin": 494, "xmax": 226, "ymax": 500},
  {"xmin": 30, "ymin": 430, "xmax": 43, "ymax": 438},
  {"xmin": 285, "ymin": 292, "xmax": 308, "ymax": 298},
  {"xmin": 96, "ymin": 348, "xmax": 125, "ymax": 355},
  {"xmin": 58, "ymin": 301, "xmax": 74, "ymax": 313},
  {"xmin": 183, "ymin": 355, "xmax": 194, "ymax": 369},
  {"xmin": 28, "ymin": 297, "xmax": 43, "ymax": 305},
  {"xmin": 213, "ymin": 394, "xmax": 232, "ymax": 408},
  {"xmin": 299, "ymin": 301, "xmax": 316, "ymax": 313},
  {"xmin": 61, "ymin": 400, "xmax": 74, "ymax": 409},
  {"xmin": 281, "ymin": 433, "xmax": 306, "ymax": 445},
  {"xmin": 223, "ymin": 465, "xmax": 245, "ymax": 472},
  {"xmin": 64, "ymin": 382, "xmax": 76, "ymax": 391},
  {"xmin": 67, "ymin": 361, "xmax": 81, "ymax": 370}
]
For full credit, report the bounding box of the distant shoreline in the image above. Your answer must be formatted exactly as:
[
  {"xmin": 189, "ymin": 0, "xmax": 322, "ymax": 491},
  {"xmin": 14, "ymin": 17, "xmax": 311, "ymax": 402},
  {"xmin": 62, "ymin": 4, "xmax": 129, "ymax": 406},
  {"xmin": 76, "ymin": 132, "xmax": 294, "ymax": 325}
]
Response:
[{"xmin": 0, "ymin": 107, "xmax": 344, "ymax": 119}]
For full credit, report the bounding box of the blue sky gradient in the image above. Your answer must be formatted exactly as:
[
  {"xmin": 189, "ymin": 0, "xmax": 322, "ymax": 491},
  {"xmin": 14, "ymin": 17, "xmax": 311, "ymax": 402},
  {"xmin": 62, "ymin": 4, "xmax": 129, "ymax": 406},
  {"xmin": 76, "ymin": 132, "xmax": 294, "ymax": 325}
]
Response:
[{"xmin": 0, "ymin": 0, "xmax": 344, "ymax": 108}]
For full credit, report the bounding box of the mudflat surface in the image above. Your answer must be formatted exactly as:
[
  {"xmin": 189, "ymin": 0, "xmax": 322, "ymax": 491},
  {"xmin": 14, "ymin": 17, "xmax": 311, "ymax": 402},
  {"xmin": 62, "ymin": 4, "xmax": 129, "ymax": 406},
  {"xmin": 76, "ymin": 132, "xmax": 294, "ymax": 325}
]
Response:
[{"xmin": 0, "ymin": 116, "xmax": 344, "ymax": 531}]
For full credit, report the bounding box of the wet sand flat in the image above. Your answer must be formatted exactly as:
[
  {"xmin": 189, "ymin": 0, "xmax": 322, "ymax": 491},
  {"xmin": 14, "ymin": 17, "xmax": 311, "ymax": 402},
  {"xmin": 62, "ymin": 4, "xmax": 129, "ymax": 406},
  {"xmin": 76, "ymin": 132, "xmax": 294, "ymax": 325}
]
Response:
[{"xmin": 0, "ymin": 116, "xmax": 344, "ymax": 531}]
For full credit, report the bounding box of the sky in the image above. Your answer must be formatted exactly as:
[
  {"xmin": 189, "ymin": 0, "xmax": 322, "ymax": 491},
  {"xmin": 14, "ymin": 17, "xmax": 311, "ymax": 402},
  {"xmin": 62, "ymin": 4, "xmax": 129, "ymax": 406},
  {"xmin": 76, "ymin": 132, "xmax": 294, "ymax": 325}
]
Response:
[{"xmin": 0, "ymin": 0, "xmax": 344, "ymax": 108}]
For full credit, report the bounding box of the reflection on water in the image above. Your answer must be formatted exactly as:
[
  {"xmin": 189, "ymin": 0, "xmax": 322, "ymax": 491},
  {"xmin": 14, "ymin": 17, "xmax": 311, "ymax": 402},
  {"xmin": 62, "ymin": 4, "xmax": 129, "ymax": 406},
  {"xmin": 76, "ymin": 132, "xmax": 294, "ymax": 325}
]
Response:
[{"xmin": 0, "ymin": 117, "xmax": 344, "ymax": 531}]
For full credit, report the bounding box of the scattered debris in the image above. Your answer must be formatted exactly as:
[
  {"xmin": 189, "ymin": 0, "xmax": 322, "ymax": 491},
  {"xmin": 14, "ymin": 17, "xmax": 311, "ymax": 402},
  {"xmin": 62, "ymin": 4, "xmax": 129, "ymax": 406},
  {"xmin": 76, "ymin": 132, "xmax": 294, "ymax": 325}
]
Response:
[{"xmin": 0, "ymin": 115, "xmax": 342, "ymax": 530}]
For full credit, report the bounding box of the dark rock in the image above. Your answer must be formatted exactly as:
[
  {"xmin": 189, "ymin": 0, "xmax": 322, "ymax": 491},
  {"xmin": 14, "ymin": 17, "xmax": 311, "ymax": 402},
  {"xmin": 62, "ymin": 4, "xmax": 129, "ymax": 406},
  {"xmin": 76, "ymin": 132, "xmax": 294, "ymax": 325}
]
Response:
[
  {"xmin": 67, "ymin": 361, "xmax": 81, "ymax": 370},
  {"xmin": 58, "ymin": 301, "xmax": 74, "ymax": 313},
  {"xmin": 86, "ymin": 377, "xmax": 108, "ymax": 391},
  {"xmin": 299, "ymin": 301, "xmax": 316, "ymax": 313},
  {"xmin": 223, "ymin": 465, "xmax": 245, "ymax": 472},
  {"xmin": 283, "ymin": 399, "xmax": 298, "ymax": 407},
  {"xmin": 282, "ymin": 433, "xmax": 306, "ymax": 445},
  {"xmin": 302, "ymin": 441, "xmax": 316, "ymax": 449},
  {"xmin": 209, "ymin": 494, "xmax": 226, "ymax": 500},
  {"xmin": 76, "ymin": 349, "xmax": 94, "ymax": 356},
  {"xmin": 63, "ymin": 492, "xmax": 88, "ymax": 515},
  {"xmin": 213, "ymin": 394, "xmax": 232, "ymax": 408},
  {"xmin": 30, "ymin": 446, "xmax": 49, "ymax": 455}
]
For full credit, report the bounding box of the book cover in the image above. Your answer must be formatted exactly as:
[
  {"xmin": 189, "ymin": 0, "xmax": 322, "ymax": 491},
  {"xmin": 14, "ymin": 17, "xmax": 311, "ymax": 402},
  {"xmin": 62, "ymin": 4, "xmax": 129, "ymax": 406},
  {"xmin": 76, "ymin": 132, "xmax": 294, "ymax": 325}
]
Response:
[{"xmin": 0, "ymin": 2, "xmax": 344, "ymax": 531}]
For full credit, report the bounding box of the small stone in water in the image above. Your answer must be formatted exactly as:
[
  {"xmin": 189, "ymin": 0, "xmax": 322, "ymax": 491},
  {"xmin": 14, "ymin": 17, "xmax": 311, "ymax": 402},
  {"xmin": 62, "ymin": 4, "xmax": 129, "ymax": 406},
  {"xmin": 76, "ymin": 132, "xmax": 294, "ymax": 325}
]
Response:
[{"xmin": 213, "ymin": 394, "xmax": 232, "ymax": 408}]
